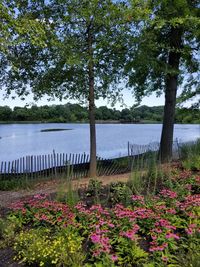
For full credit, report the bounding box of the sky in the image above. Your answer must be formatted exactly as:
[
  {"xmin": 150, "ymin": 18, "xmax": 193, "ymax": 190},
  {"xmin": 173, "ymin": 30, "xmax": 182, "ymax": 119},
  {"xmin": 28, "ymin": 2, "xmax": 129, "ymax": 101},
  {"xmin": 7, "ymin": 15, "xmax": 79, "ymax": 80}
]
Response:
[{"xmin": 0, "ymin": 89, "xmax": 165, "ymax": 110}]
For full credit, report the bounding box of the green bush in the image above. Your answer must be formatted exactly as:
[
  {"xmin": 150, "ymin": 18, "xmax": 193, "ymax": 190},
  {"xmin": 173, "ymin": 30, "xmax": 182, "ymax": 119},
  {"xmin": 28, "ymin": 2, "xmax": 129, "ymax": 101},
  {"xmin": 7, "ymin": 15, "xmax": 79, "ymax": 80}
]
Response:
[
  {"xmin": 87, "ymin": 179, "xmax": 103, "ymax": 196},
  {"xmin": 109, "ymin": 181, "xmax": 132, "ymax": 206},
  {"xmin": 0, "ymin": 177, "xmax": 31, "ymax": 191}
]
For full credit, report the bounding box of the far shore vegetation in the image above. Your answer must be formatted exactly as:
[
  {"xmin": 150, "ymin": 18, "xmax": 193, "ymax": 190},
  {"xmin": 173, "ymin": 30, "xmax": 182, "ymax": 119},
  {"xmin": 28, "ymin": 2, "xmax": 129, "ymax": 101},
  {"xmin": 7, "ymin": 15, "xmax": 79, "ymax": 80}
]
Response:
[{"xmin": 0, "ymin": 104, "xmax": 199, "ymax": 124}]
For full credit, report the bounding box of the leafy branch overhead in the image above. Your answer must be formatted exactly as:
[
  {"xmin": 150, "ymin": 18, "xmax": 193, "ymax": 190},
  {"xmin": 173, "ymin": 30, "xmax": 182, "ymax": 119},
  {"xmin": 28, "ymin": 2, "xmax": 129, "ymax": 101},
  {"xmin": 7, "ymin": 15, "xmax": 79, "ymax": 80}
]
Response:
[
  {"xmin": 1, "ymin": 1, "xmax": 128, "ymax": 102},
  {"xmin": 125, "ymin": 0, "xmax": 200, "ymax": 104}
]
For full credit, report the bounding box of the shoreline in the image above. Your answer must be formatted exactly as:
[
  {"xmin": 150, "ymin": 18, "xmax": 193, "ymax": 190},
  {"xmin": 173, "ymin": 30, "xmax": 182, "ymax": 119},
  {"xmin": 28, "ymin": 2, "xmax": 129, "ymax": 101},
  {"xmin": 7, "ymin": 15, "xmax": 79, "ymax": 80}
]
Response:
[{"xmin": 0, "ymin": 121, "xmax": 198, "ymax": 125}]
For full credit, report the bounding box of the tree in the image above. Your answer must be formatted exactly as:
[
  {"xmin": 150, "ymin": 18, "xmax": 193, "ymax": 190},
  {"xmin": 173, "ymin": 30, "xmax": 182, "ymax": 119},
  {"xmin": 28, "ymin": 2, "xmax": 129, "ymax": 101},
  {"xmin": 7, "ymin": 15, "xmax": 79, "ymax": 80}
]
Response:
[
  {"xmin": 0, "ymin": 1, "xmax": 51, "ymax": 99},
  {"xmin": 2, "ymin": 0, "xmax": 128, "ymax": 177},
  {"xmin": 126, "ymin": 0, "xmax": 200, "ymax": 162},
  {"xmin": 0, "ymin": 106, "xmax": 12, "ymax": 121}
]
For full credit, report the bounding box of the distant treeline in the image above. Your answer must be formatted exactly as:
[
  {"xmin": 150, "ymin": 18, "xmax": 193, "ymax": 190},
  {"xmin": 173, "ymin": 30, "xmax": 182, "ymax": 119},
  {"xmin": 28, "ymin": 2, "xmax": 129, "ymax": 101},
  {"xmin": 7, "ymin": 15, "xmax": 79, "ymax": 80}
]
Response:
[{"xmin": 0, "ymin": 104, "xmax": 199, "ymax": 123}]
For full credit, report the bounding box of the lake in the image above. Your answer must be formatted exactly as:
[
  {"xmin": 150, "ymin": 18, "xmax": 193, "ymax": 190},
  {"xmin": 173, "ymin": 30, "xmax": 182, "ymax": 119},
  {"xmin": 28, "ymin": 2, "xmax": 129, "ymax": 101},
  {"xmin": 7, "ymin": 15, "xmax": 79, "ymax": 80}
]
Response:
[{"xmin": 0, "ymin": 123, "xmax": 199, "ymax": 162}]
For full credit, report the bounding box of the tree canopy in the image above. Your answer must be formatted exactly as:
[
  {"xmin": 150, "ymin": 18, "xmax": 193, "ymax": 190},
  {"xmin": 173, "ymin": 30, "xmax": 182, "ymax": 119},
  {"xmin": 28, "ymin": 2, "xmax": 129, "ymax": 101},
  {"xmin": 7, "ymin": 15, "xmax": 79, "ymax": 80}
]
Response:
[
  {"xmin": 125, "ymin": 0, "xmax": 200, "ymax": 161},
  {"xmin": 126, "ymin": 0, "xmax": 200, "ymax": 100}
]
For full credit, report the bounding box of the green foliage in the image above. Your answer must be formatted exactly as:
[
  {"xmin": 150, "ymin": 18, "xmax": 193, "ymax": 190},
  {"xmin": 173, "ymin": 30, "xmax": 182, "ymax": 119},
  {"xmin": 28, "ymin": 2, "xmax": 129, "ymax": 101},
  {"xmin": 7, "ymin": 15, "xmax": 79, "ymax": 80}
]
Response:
[
  {"xmin": 85, "ymin": 258, "xmax": 116, "ymax": 267},
  {"xmin": 182, "ymin": 156, "xmax": 200, "ymax": 172},
  {"xmin": 1, "ymin": 0, "xmax": 129, "ymax": 103},
  {"xmin": 180, "ymin": 139, "xmax": 200, "ymax": 171},
  {"xmin": 116, "ymin": 239, "xmax": 148, "ymax": 266},
  {"xmin": 176, "ymin": 107, "xmax": 200, "ymax": 124},
  {"xmin": 109, "ymin": 181, "xmax": 132, "ymax": 206},
  {"xmin": 0, "ymin": 104, "xmax": 180, "ymax": 123},
  {"xmin": 14, "ymin": 227, "xmax": 85, "ymax": 267},
  {"xmin": 180, "ymin": 139, "xmax": 200, "ymax": 159},
  {"xmin": 56, "ymin": 174, "xmax": 80, "ymax": 207},
  {"xmin": 172, "ymin": 234, "xmax": 200, "ymax": 267},
  {"xmin": 87, "ymin": 179, "xmax": 103, "ymax": 197},
  {"xmin": 0, "ymin": 104, "xmax": 198, "ymax": 123},
  {"xmin": 0, "ymin": 176, "xmax": 31, "ymax": 191},
  {"xmin": 128, "ymin": 154, "xmax": 148, "ymax": 195},
  {"xmin": 128, "ymin": 152, "xmax": 164, "ymax": 195},
  {"xmin": 0, "ymin": 215, "xmax": 22, "ymax": 248},
  {"xmin": 126, "ymin": 0, "xmax": 200, "ymax": 104}
]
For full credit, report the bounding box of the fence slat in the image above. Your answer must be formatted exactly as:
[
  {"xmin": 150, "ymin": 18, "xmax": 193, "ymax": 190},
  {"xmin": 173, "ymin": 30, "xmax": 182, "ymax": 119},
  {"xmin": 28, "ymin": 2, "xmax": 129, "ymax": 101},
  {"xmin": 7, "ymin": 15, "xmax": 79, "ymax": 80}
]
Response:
[
  {"xmin": 44, "ymin": 155, "xmax": 47, "ymax": 177},
  {"xmin": 0, "ymin": 162, "xmax": 3, "ymax": 174},
  {"xmin": 7, "ymin": 161, "xmax": 10, "ymax": 174},
  {"xmin": 4, "ymin": 162, "xmax": 7, "ymax": 176},
  {"xmin": 51, "ymin": 154, "xmax": 54, "ymax": 176}
]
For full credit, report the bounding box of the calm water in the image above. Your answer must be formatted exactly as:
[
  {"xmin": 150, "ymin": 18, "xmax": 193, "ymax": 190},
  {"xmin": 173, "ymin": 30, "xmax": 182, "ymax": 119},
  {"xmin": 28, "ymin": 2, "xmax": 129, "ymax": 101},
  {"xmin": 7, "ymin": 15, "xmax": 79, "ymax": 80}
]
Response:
[{"xmin": 0, "ymin": 123, "xmax": 199, "ymax": 162}]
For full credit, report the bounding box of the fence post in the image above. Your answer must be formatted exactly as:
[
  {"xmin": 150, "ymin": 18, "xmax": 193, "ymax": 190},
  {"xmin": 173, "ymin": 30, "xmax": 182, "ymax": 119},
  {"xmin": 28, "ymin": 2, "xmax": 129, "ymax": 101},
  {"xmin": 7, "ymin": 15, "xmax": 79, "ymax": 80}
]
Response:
[
  {"xmin": 53, "ymin": 150, "xmax": 57, "ymax": 177},
  {"xmin": 176, "ymin": 138, "xmax": 181, "ymax": 159},
  {"xmin": 128, "ymin": 141, "xmax": 132, "ymax": 171}
]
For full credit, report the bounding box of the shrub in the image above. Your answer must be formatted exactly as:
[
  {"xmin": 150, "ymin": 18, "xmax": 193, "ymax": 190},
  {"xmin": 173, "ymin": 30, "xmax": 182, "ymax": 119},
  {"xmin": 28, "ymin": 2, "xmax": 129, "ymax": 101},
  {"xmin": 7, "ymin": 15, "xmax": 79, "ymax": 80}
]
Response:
[
  {"xmin": 109, "ymin": 181, "xmax": 132, "ymax": 206},
  {"xmin": 87, "ymin": 179, "xmax": 103, "ymax": 197},
  {"xmin": 14, "ymin": 226, "xmax": 85, "ymax": 267}
]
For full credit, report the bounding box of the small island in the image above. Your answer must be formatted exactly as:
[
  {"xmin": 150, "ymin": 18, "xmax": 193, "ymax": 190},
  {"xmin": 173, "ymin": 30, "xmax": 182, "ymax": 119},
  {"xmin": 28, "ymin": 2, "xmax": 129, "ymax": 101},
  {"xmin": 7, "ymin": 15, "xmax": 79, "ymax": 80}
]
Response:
[{"xmin": 40, "ymin": 128, "xmax": 73, "ymax": 132}]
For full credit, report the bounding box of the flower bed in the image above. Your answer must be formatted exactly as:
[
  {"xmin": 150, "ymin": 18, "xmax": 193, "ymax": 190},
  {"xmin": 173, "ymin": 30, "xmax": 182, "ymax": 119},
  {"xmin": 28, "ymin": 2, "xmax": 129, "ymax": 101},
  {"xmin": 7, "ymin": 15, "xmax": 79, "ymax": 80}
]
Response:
[{"xmin": 0, "ymin": 165, "xmax": 200, "ymax": 266}]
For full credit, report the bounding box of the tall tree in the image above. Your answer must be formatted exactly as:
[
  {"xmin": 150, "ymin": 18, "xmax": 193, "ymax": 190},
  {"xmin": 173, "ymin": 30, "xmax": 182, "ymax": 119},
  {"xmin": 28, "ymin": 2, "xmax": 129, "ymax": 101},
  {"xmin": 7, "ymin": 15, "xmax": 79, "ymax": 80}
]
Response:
[
  {"xmin": 126, "ymin": 0, "xmax": 200, "ymax": 162},
  {"xmin": 2, "ymin": 0, "xmax": 128, "ymax": 177}
]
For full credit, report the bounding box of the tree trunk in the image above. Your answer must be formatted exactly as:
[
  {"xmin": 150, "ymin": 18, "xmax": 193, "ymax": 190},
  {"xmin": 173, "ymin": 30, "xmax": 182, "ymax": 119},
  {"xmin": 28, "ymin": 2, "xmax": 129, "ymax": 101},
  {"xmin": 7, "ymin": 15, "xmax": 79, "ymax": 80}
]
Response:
[
  {"xmin": 159, "ymin": 27, "xmax": 182, "ymax": 163},
  {"xmin": 88, "ymin": 27, "xmax": 97, "ymax": 177}
]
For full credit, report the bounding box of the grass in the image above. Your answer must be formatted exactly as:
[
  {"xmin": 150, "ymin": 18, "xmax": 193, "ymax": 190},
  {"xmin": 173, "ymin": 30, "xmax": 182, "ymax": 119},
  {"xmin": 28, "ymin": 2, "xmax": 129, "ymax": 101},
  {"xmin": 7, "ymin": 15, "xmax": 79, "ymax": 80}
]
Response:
[{"xmin": 179, "ymin": 139, "xmax": 200, "ymax": 171}]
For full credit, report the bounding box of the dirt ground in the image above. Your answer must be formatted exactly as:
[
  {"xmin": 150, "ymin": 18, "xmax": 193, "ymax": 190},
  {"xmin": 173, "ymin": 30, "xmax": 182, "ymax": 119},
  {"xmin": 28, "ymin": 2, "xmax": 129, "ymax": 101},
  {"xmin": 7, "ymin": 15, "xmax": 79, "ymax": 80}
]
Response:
[{"xmin": 0, "ymin": 173, "xmax": 130, "ymax": 209}]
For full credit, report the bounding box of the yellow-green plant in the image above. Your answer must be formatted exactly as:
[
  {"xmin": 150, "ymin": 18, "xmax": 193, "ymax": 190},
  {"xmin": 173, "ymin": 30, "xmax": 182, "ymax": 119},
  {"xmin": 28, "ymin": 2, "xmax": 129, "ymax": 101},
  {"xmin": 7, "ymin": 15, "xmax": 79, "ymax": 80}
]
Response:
[
  {"xmin": 14, "ymin": 227, "xmax": 85, "ymax": 267},
  {"xmin": 0, "ymin": 215, "xmax": 22, "ymax": 248}
]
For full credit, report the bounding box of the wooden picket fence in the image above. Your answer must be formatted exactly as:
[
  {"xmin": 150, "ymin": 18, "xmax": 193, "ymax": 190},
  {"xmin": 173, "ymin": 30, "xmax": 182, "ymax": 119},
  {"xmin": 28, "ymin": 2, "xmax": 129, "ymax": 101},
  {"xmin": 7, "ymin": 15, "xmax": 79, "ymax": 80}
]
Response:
[
  {"xmin": 0, "ymin": 152, "xmax": 130, "ymax": 181},
  {"xmin": 0, "ymin": 140, "xmax": 184, "ymax": 182},
  {"xmin": 128, "ymin": 139, "xmax": 181, "ymax": 160}
]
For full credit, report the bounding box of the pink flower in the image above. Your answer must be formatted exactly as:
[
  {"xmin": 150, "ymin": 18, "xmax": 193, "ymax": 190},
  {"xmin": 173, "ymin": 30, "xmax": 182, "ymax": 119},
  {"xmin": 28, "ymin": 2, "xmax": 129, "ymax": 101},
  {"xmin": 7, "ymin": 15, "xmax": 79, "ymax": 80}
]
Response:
[
  {"xmin": 57, "ymin": 217, "xmax": 63, "ymax": 223},
  {"xmin": 111, "ymin": 255, "xmax": 118, "ymax": 262},
  {"xmin": 186, "ymin": 223, "xmax": 197, "ymax": 235},
  {"xmin": 162, "ymin": 256, "xmax": 168, "ymax": 262},
  {"xmin": 165, "ymin": 233, "xmax": 180, "ymax": 239},
  {"xmin": 149, "ymin": 243, "xmax": 168, "ymax": 252},
  {"xmin": 92, "ymin": 250, "xmax": 101, "ymax": 257},
  {"xmin": 166, "ymin": 208, "xmax": 176, "ymax": 214},
  {"xmin": 131, "ymin": 195, "xmax": 145, "ymax": 204},
  {"xmin": 159, "ymin": 189, "xmax": 177, "ymax": 199},
  {"xmin": 108, "ymin": 223, "xmax": 115, "ymax": 228},
  {"xmin": 91, "ymin": 234, "xmax": 101, "ymax": 243},
  {"xmin": 180, "ymin": 195, "xmax": 200, "ymax": 210},
  {"xmin": 120, "ymin": 224, "xmax": 140, "ymax": 241},
  {"xmin": 195, "ymin": 176, "xmax": 200, "ymax": 184},
  {"xmin": 185, "ymin": 184, "xmax": 192, "ymax": 190},
  {"xmin": 33, "ymin": 193, "xmax": 47, "ymax": 200},
  {"xmin": 186, "ymin": 228, "xmax": 193, "ymax": 235}
]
